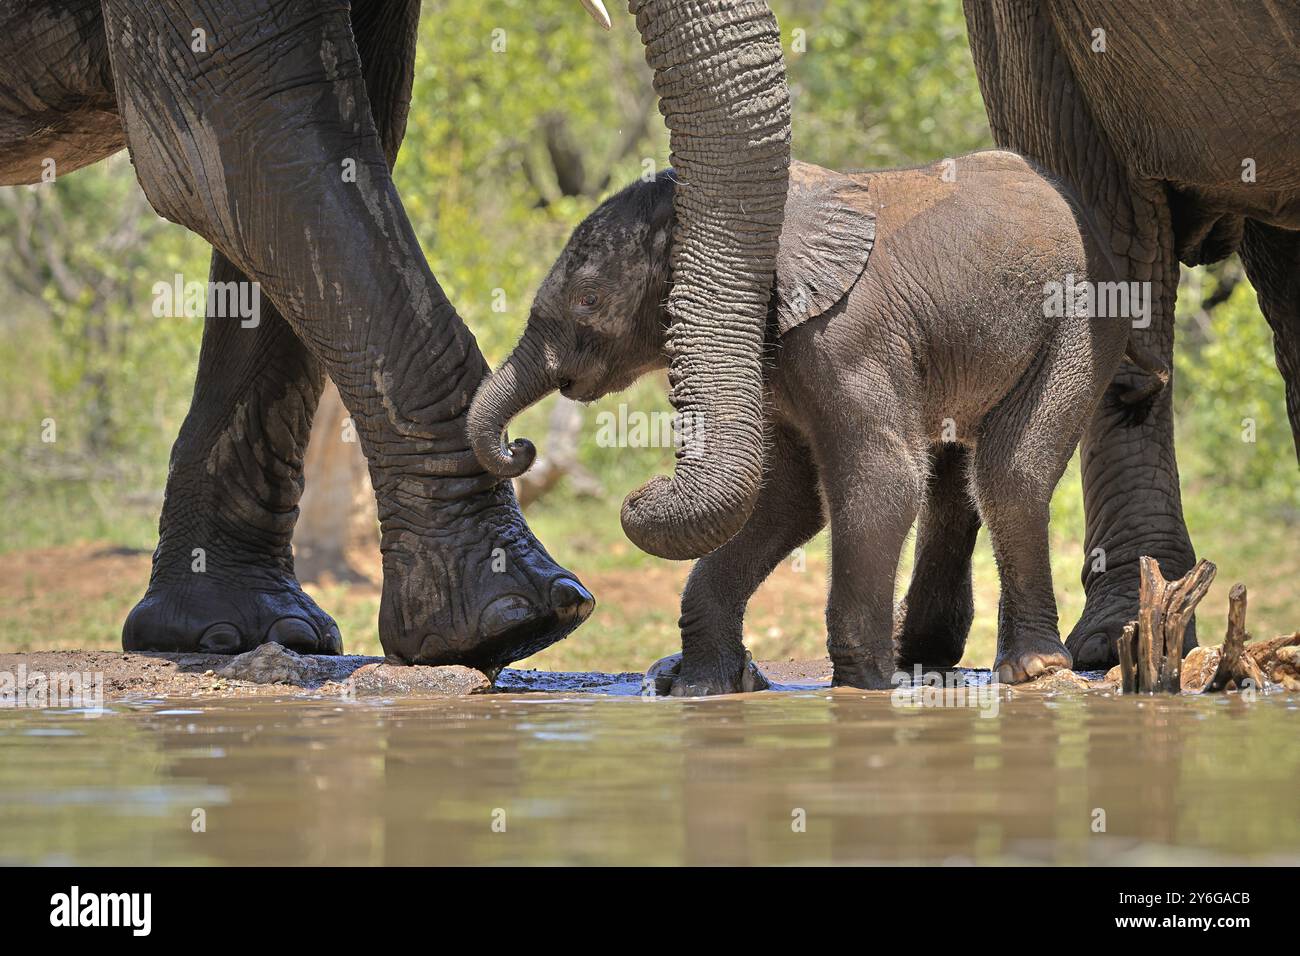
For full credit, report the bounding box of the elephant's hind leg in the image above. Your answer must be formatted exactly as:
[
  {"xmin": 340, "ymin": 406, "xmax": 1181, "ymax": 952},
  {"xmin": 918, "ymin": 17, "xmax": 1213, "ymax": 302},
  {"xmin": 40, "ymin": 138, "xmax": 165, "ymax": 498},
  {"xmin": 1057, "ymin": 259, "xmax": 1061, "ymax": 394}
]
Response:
[
  {"xmin": 971, "ymin": 363, "xmax": 1092, "ymax": 682},
  {"xmin": 895, "ymin": 443, "xmax": 981, "ymax": 670},
  {"xmin": 965, "ymin": 1, "xmax": 1197, "ymax": 670},
  {"xmin": 123, "ymin": 257, "xmax": 340, "ymax": 655}
]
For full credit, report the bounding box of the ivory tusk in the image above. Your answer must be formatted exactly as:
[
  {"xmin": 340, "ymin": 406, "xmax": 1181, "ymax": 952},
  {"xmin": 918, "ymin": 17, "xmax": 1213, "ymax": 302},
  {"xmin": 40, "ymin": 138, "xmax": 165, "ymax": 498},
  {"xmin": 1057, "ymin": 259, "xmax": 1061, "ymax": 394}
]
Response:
[{"xmin": 579, "ymin": 0, "xmax": 612, "ymax": 31}]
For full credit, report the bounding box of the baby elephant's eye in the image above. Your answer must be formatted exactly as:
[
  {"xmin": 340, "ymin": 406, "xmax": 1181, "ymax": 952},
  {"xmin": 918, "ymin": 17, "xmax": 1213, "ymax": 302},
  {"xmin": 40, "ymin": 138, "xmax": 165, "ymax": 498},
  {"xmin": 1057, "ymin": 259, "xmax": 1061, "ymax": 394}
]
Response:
[{"xmin": 577, "ymin": 292, "xmax": 599, "ymax": 308}]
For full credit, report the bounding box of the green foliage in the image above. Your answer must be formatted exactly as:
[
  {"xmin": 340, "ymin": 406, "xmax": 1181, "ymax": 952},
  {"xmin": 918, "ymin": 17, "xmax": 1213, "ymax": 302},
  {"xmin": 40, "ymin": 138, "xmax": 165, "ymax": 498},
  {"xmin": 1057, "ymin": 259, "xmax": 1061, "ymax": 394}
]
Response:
[
  {"xmin": 0, "ymin": 156, "xmax": 209, "ymax": 550},
  {"xmin": 777, "ymin": 0, "xmax": 992, "ymax": 169},
  {"xmin": 1173, "ymin": 268, "xmax": 1299, "ymax": 516},
  {"xmin": 401, "ymin": 0, "xmax": 663, "ymax": 360}
]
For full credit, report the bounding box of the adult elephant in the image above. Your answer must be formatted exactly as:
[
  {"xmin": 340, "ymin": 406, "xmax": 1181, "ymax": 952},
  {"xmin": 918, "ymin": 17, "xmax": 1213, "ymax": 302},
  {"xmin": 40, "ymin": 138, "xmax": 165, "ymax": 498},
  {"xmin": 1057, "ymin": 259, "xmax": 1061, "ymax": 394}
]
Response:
[
  {"xmin": 0, "ymin": 0, "xmax": 791, "ymax": 669},
  {"xmin": 953, "ymin": 0, "xmax": 1300, "ymax": 668}
]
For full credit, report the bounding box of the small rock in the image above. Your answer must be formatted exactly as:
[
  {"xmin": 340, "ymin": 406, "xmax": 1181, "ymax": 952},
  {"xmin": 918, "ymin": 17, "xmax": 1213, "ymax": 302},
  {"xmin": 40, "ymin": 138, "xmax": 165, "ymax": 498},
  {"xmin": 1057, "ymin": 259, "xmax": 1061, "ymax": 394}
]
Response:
[
  {"xmin": 1180, "ymin": 645, "xmax": 1221, "ymax": 691},
  {"xmin": 1014, "ymin": 668, "xmax": 1092, "ymax": 692},
  {"xmin": 1103, "ymin": 665, "xmax": 1122, "ymax": 685},
  {"xmin": 346, "ymin": 662, "xmax": 491, "ymax": 697},
  {"xmin": 217, "ymin": 643, "xmax": 316, "ymax": 686}
]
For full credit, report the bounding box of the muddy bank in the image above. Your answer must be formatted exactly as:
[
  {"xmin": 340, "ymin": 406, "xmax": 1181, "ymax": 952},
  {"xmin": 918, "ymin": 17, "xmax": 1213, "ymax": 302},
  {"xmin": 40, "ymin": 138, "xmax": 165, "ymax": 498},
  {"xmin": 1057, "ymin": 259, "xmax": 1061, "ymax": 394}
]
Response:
[
  {"xmin": 2, "ymin": 636, "xmax": 1295, "ymax": 702},
  {"xmin": 0, "ymin": 645, "xmax": 490, "ymax": 701},
  {"xmin": 0, "ymin": 645, "xmax": 837, "ymax": 701},
  {"xmin": 0, "ymin": 643, "xmax": 1093, "ymax": 701}
]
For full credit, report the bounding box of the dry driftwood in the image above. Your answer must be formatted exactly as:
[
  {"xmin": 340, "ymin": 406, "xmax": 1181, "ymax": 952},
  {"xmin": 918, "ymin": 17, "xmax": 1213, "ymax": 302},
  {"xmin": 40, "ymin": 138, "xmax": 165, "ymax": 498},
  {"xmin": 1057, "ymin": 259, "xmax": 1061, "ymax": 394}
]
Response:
[
  {"xmin": 1246, "ymin": 632, "xmax": 1300, "ymax": 689},
  {"xmin": 1119, "ymin": 557, "xmax": 1216, "ymax": 693},
  {"xmin": 1118, "ymin": 562, "xmax": 1278, "ymax": 694},
  {"xmin": 1202, "ymin": 584, "xmax": 1266, "ymax": 693}
]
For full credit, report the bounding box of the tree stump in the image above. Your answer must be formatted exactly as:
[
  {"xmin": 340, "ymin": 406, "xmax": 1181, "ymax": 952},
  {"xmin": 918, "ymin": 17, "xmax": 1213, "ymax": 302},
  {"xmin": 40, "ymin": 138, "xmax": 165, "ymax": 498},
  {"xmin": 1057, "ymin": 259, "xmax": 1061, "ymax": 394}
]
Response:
[{"xmin": 1117, "ymin": 557, "xmax": 1216, "ymax": 693}]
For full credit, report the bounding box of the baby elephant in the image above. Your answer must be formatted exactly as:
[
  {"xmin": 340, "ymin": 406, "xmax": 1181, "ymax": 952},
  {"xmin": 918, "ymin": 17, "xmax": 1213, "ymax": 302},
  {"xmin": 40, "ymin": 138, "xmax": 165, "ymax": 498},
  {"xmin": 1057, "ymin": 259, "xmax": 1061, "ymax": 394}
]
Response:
[{"xmin": 468, "ymin": 150, "xmax": 1155, "ymax": 693}]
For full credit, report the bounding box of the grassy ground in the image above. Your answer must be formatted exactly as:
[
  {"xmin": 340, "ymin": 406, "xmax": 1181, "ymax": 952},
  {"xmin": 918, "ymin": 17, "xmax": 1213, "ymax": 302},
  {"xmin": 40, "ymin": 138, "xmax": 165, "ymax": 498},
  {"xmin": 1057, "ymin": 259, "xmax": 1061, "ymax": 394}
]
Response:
[{"xmin": 1, "ymin": 449, "xmax": 1296, "ymax": 673}]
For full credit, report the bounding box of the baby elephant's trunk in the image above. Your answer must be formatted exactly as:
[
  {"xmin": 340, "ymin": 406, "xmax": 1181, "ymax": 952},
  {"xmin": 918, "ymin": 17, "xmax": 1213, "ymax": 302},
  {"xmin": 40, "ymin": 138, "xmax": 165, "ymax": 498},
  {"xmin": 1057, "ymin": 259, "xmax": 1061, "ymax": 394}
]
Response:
[{"xmin": 467, "ymin": 331, "xmax": 557, "ymax": 479}]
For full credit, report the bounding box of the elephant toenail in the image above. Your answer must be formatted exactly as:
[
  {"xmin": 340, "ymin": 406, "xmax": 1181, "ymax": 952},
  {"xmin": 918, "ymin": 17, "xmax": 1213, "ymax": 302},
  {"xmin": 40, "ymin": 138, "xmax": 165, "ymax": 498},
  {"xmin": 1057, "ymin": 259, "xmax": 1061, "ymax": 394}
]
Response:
[
  {"xmin": 1075, "ymin": 634, "xmax": 1111, "ymax": 667},
  {"xmin": 322, "ymin": 623, "xmax": 343, "ymax": 655},
  {"xmin": 642, "ymin": 653, "xmax": 683, "ymax": 697},
  {"xmin": 266, "ymin": 617, "xmax": 319, "ymax": 652},
  {"xmin": 199, "ymin": 622, "xmax": 242, "ymax": 654},
  {"xmin": 479, "ymin": 596, "xmax": 536, "ymax": 639},
  {"xmin": 550, "ymin": 578, "xmax": 595, "ymax": 623}
]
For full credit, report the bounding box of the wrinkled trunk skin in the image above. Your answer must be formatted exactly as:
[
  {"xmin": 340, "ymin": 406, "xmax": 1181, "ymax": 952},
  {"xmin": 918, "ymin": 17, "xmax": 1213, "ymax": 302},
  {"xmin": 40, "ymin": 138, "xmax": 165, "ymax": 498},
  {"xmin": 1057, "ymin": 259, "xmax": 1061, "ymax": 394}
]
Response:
[
  {"xmin": 467, "ymin": 327, "xmax": 557, "ymax": 479},
  {"xmin": 621, "ymin": 0, "xmax": 791, "ymax": 560}
]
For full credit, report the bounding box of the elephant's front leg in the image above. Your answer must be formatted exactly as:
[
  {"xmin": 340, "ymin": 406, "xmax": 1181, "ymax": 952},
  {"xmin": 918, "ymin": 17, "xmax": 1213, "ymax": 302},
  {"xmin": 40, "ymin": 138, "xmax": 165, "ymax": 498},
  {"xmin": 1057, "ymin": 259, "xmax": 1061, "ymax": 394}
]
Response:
[
  {"xmin": 106, "ymin": 0, "xmax": 592, "ymax": 668},
  {"xmin": 123, "ymin": 253, "xmax": 340, "ymax": 654},
  {"xmin": 822, "ymin": 437, "xmax": 925, "ymax": 691},
  {"xmin": 1070, "ymin": 192, "xmax": 1196, "ymax": 669},
  {"xmin": 647, "ymin": 423, "xmax": 825, "ymax": 697}
]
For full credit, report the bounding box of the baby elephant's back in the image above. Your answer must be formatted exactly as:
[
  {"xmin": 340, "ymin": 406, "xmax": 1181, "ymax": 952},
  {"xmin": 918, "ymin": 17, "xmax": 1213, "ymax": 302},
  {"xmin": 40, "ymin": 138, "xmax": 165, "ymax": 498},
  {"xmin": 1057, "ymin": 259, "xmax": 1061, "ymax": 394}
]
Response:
[{"xmin": 860, "ymin": 150, "xmax": 1103, "ymax": 417}]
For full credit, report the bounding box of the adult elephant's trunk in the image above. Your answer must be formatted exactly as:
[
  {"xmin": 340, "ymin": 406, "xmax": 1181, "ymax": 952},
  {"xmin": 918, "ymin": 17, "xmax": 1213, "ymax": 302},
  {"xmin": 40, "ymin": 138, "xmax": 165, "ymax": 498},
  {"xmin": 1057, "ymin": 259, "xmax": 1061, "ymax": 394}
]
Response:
[
  {"xmin": 622, "ymin": 0, "xmax": 791, "ymax": 560},
  {"xmin": 467, "ymin": 328, "xmax": 555, "ymax": 480}
]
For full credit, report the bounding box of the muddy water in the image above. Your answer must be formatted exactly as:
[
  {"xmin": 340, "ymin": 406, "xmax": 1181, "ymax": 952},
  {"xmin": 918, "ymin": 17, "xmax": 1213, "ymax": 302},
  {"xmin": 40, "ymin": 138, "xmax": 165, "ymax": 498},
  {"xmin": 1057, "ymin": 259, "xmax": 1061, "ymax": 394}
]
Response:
[{"xmin": 1, "ymin": 681, "xmax": 1298, "ymax": 865}]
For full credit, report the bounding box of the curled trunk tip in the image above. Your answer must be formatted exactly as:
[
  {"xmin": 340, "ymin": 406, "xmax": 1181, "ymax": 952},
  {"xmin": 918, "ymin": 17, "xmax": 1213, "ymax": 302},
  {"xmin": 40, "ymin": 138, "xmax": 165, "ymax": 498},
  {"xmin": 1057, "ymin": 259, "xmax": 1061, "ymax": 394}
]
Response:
[
  {"xmin": 481, "ymin": 435, "xmax": 537, "ymax": 480},
  {"xmin": 466, "ymin": 333, "xmax": 554, "ymax": 479},
  {"xmin": 621, "ymin": 470, "xmax": 756, "ymax": 560}
]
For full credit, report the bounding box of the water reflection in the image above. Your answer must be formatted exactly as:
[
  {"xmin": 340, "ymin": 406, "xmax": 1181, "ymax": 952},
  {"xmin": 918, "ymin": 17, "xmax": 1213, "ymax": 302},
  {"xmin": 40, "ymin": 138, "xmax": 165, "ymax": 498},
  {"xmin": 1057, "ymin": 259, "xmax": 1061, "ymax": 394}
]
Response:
[{"xmin": 0, "ymin": 687, "xmax": 1297, "ymax": 865}]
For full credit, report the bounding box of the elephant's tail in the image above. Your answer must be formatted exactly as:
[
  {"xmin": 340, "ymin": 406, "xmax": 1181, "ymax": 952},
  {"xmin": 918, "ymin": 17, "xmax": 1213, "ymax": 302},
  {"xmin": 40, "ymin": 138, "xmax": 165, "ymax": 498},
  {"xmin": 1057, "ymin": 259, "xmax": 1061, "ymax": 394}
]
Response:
[{"xmin": 1115, "ymin": 339, "xmax": 1170, "ymax": 425}]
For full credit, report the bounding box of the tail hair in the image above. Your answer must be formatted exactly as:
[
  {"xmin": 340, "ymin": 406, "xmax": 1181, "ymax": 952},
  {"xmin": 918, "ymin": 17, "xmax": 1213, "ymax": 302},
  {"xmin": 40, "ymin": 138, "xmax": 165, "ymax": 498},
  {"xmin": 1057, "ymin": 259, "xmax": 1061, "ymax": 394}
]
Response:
[{"xmin": 1113, "ymin": 340, "xmax": 1169, "ymax": 426}]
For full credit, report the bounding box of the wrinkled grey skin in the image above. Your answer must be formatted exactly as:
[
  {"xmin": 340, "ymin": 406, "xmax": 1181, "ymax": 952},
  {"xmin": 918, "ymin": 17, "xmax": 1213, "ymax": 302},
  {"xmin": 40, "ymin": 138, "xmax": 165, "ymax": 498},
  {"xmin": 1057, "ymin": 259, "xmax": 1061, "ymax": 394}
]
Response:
[
  {"xmin": 470, "ymin": 152, "xmax": 1138, "ymax": 691},
  {"xmin": 0, "ymin": 1, "xmax": 789, "ymax": 670},
  {"xmin": 964, "ymin": 1, "xmax": 1300, "ymax": 669}
]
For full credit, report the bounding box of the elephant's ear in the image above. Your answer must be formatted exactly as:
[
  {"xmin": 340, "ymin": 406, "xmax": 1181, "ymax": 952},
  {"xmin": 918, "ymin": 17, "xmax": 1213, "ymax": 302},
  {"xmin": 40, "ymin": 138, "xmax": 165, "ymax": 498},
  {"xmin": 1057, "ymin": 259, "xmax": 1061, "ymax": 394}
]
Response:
[{"xmin": 773, "ymin": 162, "xmax": 875, "ymax": 336}]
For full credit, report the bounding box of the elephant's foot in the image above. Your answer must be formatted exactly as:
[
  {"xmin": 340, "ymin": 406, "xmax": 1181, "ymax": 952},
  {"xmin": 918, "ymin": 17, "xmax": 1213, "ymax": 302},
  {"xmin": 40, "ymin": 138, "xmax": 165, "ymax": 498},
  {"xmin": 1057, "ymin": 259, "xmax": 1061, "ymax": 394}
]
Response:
[
  {"xmin": 1065, "ymin": 579, "xmax": 1197, "ymax": 670},
  {"xmin": 994, "ymin": 634, "xmax": 1072, "ymax": 684},
  {"xmin": 830, "ymin": 667, "xmax": 895, "ymax": 690},
  {"xmin": 377, "ymin": 484, "xmax": 593, "ymax": 671},
  {"xmin": 642, "ymin": 652, "xmax": 770, "ymax": 697},
  {"xmin": 894, "ymin": 598, "xmax": 968, "ymax": 671},
  {"xmin": 830, "ymin": 653, "xmax": 897, "ymax": 690},
  {"xmin": 123, "ymin": 570, "xmax": 342, "ymax": 655}
]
